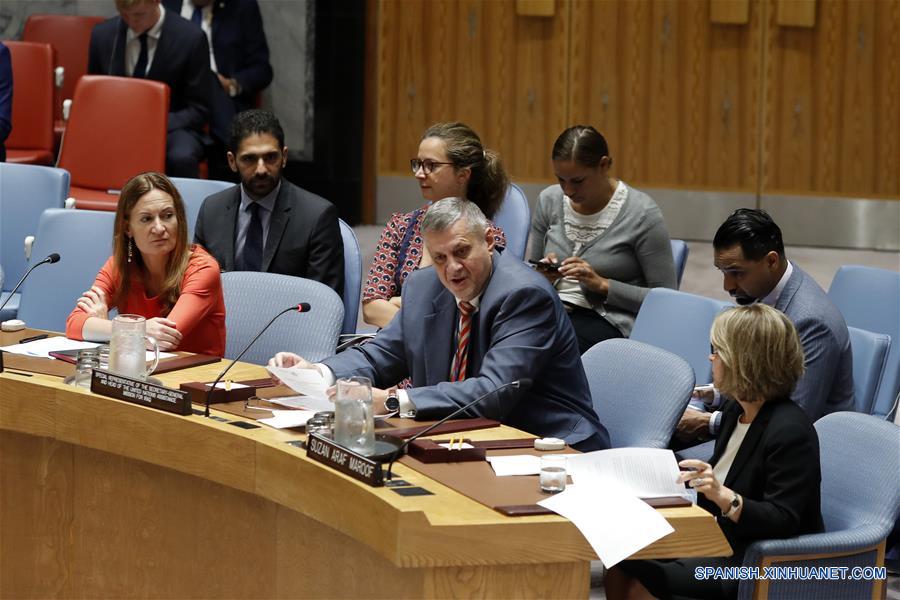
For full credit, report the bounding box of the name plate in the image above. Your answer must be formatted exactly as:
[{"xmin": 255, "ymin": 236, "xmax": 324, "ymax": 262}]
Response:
[
  {"xmin": 306, "ymin": 433, "xmax": 384, "ymax": 487},
  {"xmin": 91, "ymin": 370, "xmax": 192, "ymax": 415}
]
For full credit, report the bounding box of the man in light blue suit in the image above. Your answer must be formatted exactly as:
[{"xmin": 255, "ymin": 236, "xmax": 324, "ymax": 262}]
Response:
[
  {"xmin": 270, "ymin": 198, "xmax": 610, "ymax": 451},
  {"xmin": 677, "ymin": 209, "xmax": 854, "ymax": 450}
]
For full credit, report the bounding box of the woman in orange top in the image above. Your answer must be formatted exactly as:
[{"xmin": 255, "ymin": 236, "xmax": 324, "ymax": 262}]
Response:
[{"xmin": 66, "ymin": 172, "xmax": 226, "ymax": 356}]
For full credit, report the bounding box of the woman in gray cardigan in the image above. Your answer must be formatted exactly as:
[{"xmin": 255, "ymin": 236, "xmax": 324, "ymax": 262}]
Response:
[{"xmin": 530, "ymin": 126, "xmax": 676, "ymax": 353}]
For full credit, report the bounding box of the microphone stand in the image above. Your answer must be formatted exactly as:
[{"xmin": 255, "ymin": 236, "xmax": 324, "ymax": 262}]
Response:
[
  {"xmin": 204, "ymin": 303, "xmax": 310, "ymax": 417},
  {"xmin": 0, "ymin": 254, "xmax": 61, "ymax": 317},
  {"xmin": 385, "ymin": 379, "xmax": 530, "ymax": 480}
]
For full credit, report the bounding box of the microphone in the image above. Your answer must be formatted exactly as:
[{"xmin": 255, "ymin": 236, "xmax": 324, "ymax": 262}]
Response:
[
  {"xmin": 0, "ymin": 254, "xmax": 61, "ymax": 318},
  {"xmin": 385, "ymin": 378, "xmax": 532, "ymax": 480},
  {"xmin": 204, "ymin": 302, "xmax": 311, "ymax": 417}
]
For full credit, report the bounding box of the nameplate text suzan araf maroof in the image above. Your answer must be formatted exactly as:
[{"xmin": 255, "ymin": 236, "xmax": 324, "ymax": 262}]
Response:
[{"xmin": 306, "ymin": 433, "xmax": 384, "ymax": 486}]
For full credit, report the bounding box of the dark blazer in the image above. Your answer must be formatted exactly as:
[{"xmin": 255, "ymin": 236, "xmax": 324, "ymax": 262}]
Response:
[
  {"xmin": 87, "ymin": 9, "xmax": 214, "ymax": 135},
  {"xmin": 705, "ymin": 397, "xmax": 824, "ymax": 557},
  {"xmin": 323, "ymin": 251, "xmax": 610, "ymax": 450},
  {"xmin": 193, "ymin": 180, "xmax": 344, "ymax": 296},
  {"xmin": 0, "ymin": 41, "xmax": 11, "ymax": 162},
  {"xmin": 162, "ymin": 0, "xmax": 272, "ymax": 112}
]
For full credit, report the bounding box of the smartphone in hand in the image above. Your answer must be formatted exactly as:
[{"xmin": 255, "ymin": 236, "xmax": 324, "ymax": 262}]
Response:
[{"xmin": 528, "ymin": 259, "xmax": 560, "ymax": 271}]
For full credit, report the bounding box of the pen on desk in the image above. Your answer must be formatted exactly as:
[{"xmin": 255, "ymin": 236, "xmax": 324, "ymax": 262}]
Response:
[{"xmin": 18, "ymin": 334, "xmax": 49, "ymax": 344}]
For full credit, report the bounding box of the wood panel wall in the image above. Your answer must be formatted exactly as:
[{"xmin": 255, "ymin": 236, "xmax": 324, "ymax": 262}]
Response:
[
  {"xmin": 763, "ymin": 0, "xmax": 900, "ymax": 197},
  {"xmin": 374, "ymin": 0, "xmax": 900, "ymax": 198}
]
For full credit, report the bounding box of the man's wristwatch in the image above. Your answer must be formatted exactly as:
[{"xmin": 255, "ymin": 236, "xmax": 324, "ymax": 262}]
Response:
[
  {"xmin": 384, "ymin": 392, "xmax": 400, "ymax": 414},
  {"xmin": 722, "ymin": 493, "xmax": 741, "ymax": 518}
]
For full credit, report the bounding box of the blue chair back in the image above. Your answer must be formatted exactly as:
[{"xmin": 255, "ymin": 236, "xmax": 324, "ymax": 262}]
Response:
[
  {"xmin": 828, "ymin": 265, "xmax": 900, "ymax": 419},
  {"xmin": 339, "ymin": 219, "xmax": 361, "ymax": 335},
  {"xmin": 0, "ymin": 163, "xmax": 69, "ymax": 319},
  {"xmin": 493, "ymin": 183, "xmax": 530, "ymax": 260},
  {"xmin": 847, "ymin": 326, "xmax": 891, "ymax": 416},
  {"xmin": 670, "ymin": 239, "xmax": 689, "ymax": 288},
  {"xmin": 738, "ymin": 412, "xmax": 900, "ymax": 600},
  {"xmin": 169, "ymin": 177, "xmax": 233, "ymax": 242},
  {"xmin": 630, "ymin": 288, "xmax": 731, "ymax": 386},
  {"xmin": 221, "ymin": 271, "xmax": 343, "ymax": 365},
  {"xmin": 582, "ymin": 339, "xmax": 695, "ymax": 448},
  {"xmin": 17, "ymin": 208, "xmax": 114, "ymax": 331}
]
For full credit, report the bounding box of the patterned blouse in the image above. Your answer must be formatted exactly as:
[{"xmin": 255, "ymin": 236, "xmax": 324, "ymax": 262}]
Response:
[{"xmin": 363, "ymin": 205, "xmax": 507, "ymax": 303}]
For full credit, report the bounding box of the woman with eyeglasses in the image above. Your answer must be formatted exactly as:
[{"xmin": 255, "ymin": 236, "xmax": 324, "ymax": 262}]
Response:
[
  {"xmin": 362, "ymin": 122, "xmax": 509, "ymax": 328},
  {"xmin": 531, "ymin": 125, "xmax": 676, "ymax": 354},
  {"xmin": 605, "ymin": 304, "xmax": 823, "ymax": 600}
]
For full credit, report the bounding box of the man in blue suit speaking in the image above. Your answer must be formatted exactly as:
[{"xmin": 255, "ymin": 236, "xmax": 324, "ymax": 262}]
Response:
[{"xmin": 270, "ymin": 198, "xmax": 610, "ymax": 451}]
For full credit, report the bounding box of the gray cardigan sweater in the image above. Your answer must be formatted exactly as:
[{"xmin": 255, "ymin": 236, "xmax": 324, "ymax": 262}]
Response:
[{"xmin": 529, "ymin": 183, "xmax": 677, "ymax": 336}]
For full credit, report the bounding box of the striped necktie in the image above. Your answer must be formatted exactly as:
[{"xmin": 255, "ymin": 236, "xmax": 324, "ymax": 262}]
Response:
[{"xmin": 450, "ymin": 301, "xmax": 475, "ymax": 381}]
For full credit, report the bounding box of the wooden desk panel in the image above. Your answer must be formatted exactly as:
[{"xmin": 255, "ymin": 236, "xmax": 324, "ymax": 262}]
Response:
[{"xmin": 0, "ymin": 360, "xmax": 730, "ymax": 598}]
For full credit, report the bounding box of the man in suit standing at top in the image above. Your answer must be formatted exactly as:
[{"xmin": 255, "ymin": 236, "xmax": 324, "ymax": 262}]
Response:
[
  {"xmin": 269, "ymin": 198, "xmax": 610, "ymax": 451},
  {"xmin": 162, "ymin": 0, "xmax": 272, "ymax": 180},
  {"xmin": 193, "ymin": 109, "xmax": 344, "ymax": 296},
  {"xmin": 677, "ymin": 208, "xmax": 854, "ymax": 453},
  {"xmin": 88, "ymin": 0, "xmax": 219, "ymax": 178}
]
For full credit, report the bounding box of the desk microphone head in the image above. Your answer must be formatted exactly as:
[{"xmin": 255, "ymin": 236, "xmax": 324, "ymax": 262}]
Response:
[
  {"xmin": 46, "ymin": 253, "xmax": 61, "ymax": 264},
  {"xmin": 513, "ymin": 378, "xmax": 532, "ymax": 391},
  {"xmin": 296, "ymin": 302, "xmax": 311, "ymax": 313}
]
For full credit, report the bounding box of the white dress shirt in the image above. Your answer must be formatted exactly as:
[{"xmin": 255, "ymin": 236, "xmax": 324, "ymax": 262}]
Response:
[{"xmin": 125, "ymin": 4, "xmax": 166, "ymax": 77}]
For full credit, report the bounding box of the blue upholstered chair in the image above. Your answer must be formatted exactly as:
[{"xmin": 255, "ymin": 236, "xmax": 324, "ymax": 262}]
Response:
[
  {"xmin": 169, "ymin": 177, "xmax": 233, "ymax": 242},
  {"xmin": 16, "ymin": 208, "xmax": 114, "ymax": 332},
  {"xmin": 630, "ymin": 288, "xmax": 731, "ymax": 387},
  {"xmin": 847, "ymin": 326, "xmax": 891, "ymax": 416},
  {"xmin": 338, "ymin": 219, "xmax": 361, "ymax": 335},
  {"xmin": 737, "ymin": 412, "xmax": 900, "ymax": 600},
  {"xmin": 582, "ymin": 338, "xmax": 695, "ymax": 448},
  {"xmin": 493, "ymin": 183, "xmax": 530, "ymax": 260},
  {"xmin": 221, "ymin": 272, "xmax": 343, "ymax": 365},
  {"xmin": 0, "ymin": 163, "xmax": 69, "ymax": 321},
  {"xmin": 828, "ymin": 266, "xmax": 900, "ymax": 420},
  {"xmin": 670, "ymin": 239, "xmax": 689, "ymax": 289}
]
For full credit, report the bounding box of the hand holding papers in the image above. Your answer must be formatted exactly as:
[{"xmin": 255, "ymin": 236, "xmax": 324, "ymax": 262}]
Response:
[
  {"xmin": 265, "ymin": 365, "xmax": 334, "ymax": 412},
  {"xmin": 567, "ymin": 448, "xmax": 690, "ymax": 500}
]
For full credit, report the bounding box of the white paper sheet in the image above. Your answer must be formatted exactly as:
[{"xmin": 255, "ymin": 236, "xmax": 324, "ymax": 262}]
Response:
[
  {"xmin": 267, "ymin": 365, "xmax": 329, "ymax": 397},
  {"xmin": 258, "ymin": 409, "xmax": 317, "ymax": 429},
  {"xmin": 269, "ymin": 394, "xmax": 334, "ymax": 412},
  {"xmin": 567, "ymin": 448, "xmax": 688, "ymax": 499},
  {"xmin": 486, "ymin": 455, "xmax": 541, "ymax": 476},
  {"xmin": 0, "ymin": 337, "xmax": 99, "ymax": 358},
  {"xmin": 538, "ymin": 482, "xmax": 674, "ymax": 567},
  {"xmin": 0, "ymin": 338, "xmax": 175, "ymax": 362}
]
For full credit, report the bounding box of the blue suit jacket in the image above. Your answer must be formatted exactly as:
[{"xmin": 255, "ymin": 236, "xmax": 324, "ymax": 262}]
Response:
[
  {"xmin": 323, "ymin": 252, "xmax": 610, "ymax": 449},
  {"xmin": 0, "ymin": 42, "xmax": 12, "ymax": 162},
  {"xmin": 88, "ymin": 9, "xmax": 216, "ymax": 136},
  {"xmin": 777, "ymin": 264, "xmax": 854, "ymax": 417}
]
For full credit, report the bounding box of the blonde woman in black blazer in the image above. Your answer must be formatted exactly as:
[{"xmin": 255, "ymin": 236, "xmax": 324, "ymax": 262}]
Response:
[{"xmin": 606, "ymin": 304, "xmax": 824, "ymax": 600}]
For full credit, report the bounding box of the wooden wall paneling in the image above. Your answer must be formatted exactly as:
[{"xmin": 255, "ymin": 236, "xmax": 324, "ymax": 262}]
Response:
[
  {"xmin": 706, "ymin": 0, "xmax": 763, "ymax": 191},
  {"xmin": 451, "ymin": 1, "xmax": 515, "ymax": 164},
  {"xmin": 763, "ymin": 0, "xmax": 817, "ymax": 193},
  {"xmin": 710, "ymin": 0, "xmax": 750, "ymax": 25},
  {"xmin": 507, "ymin": 2, "xmax": 570, "ymax": 181},
  {"xmin": 568, "ymin": 0, "xmax": 624, "ymax": 175},
  {"xmin": 618, "ymin": 0, "xmax": 654, "ymax": 183},
  {"xmin": 764, "ymin": 0, "xmax": 900, "ymax": 197},
  {"xmin": 873, "ymin": 0, "xmax": 900, "ymax": 196},
  {"xmin": 837, "ymin": 0, "xmax": 876, "ymax": 194},
  {"xmin": 776, "ymin": 0, "xmax": 816, "ymax": 28},
  {"xmin": 377, "ymin": 0, "xmax": 456, "ymax": 175}
]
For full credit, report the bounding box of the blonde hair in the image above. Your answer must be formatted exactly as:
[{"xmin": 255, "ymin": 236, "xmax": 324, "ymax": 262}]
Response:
[
  {"xmin": 710, "ymin": 304, "xmax": 805, "ymax": 402},
  {"xmin": 112, "ymin": 172, "xmax": 190, "ymax": 314}
]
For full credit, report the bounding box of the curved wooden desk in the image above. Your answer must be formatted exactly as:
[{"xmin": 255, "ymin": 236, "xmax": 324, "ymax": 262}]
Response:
[{"xmin": 1, "ymin": 358, "xmax": 730, "ymax": 598}]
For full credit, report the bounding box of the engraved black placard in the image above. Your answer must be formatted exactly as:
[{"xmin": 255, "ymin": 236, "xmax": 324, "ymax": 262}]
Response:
[
  {"xmin": 306, "ymin": 433, "xmax": 384, "ymax": 487},
  {"xmin": 91, "ymin": 370, "xmax": 192, "ymax": 415}
]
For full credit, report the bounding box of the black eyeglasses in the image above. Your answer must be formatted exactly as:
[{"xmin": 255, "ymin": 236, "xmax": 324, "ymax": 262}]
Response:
[
  {"xmin": 710, "ymin": 344, "xmax": 718, "ymax": 355},
  {"xmin": 410, "ymin": 158, "xmax": 454, "ymax": 175}
]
